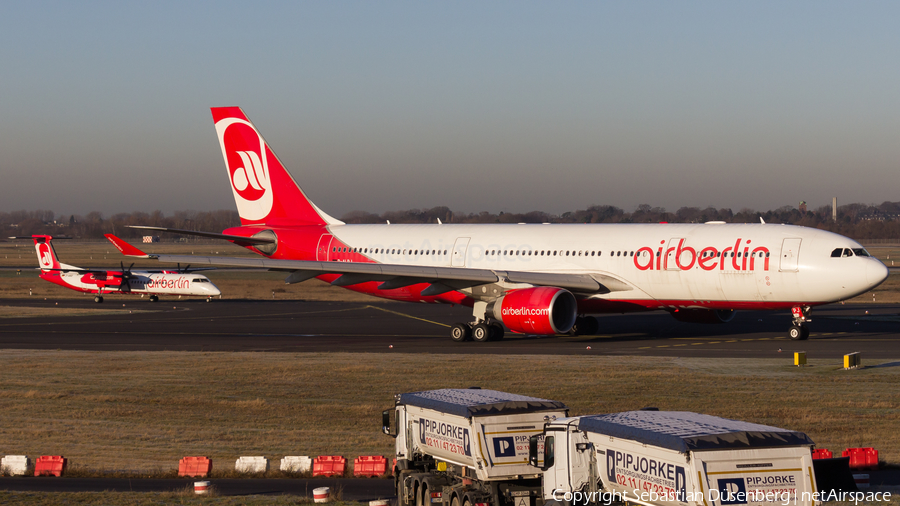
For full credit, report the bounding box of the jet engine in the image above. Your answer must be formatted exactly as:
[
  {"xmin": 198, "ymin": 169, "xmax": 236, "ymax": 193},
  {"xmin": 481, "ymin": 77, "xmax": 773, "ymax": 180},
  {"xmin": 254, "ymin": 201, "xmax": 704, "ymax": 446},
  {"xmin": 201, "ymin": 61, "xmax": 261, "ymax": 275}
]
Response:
[
  {"xmin": 485, "ymin": 286, "xmax": 577, "ymax": 335},
  {"xmin": 669, "ymin": 308, "xmax": 735, "ymax": 324}
]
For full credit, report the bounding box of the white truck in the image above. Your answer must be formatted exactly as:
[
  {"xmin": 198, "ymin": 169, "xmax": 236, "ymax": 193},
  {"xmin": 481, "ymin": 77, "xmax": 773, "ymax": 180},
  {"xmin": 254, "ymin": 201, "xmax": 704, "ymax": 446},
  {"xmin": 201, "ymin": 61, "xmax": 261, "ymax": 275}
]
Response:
[
  {"xmin": 383, "ymin": 388, "xmax": 569, "ymax": 506},
  {"xmin": 528, "ymin": 410, "xmax": 821, "ymax": 506}
]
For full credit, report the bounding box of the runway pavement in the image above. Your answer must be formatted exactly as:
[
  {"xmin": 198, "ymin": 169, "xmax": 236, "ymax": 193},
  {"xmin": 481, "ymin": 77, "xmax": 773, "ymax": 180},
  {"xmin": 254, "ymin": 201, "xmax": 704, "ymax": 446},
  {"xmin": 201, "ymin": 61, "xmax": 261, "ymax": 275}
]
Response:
[{"xmin": 0, "ymin": 297, "xmax": 898, "ymax": 358}]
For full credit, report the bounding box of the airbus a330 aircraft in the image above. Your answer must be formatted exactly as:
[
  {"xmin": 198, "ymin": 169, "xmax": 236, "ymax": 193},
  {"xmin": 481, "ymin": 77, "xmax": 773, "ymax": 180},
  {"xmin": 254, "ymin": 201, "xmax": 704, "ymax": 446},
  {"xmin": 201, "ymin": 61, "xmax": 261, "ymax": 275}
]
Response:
[
  {"xmin": 126, "ymin": 107, "xmax": 889, "ymax": 342},
  {"xmin": 19, "ymin": 235, "xmax": 221, "ymax": 302}
]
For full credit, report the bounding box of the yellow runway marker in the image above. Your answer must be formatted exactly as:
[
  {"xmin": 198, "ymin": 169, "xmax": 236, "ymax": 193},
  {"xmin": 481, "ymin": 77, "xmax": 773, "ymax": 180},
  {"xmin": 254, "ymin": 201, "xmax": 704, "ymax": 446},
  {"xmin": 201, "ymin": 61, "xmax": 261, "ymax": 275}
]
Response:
[
  {"xmin": 365, "ymin": 305, "xmax": 451, "ymax": 328},
  {"xmin": 673, "ymin": 344, "xmax": 687, "ymax": 347},
  {"xmin": 638, "ymin": 346, "xmax": 651, "ymax": 349},
  {"xmin": 692, "ymin": 343, "xmax": 704, "ymax": 345}
]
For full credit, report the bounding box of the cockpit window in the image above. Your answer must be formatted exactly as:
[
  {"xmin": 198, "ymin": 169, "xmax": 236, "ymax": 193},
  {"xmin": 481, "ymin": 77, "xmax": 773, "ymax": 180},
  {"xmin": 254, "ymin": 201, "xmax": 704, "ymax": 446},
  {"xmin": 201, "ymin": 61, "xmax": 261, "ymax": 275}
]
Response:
[
  {"xmin": 852, "ymin": 248, "xmax": 870, "ymax": 257},
  {"xmin": 831, "ymin": 248, "xmax": 842, "ymax": 257},
  {"xmin": 842, "ymin": 249, "xmax": 853, "ymax": 257}
]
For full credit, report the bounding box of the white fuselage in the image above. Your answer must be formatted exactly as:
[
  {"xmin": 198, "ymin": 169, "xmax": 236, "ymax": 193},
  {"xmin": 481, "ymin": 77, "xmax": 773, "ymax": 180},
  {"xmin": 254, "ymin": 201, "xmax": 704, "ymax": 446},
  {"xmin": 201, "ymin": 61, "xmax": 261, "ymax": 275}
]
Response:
[
  {"xmin": 54, "ymin": 269, "xmax": 221, "ymax": 297},
  {"xmin": 320, "ymin": 222, "xmax": 887, "ymax": 309}
]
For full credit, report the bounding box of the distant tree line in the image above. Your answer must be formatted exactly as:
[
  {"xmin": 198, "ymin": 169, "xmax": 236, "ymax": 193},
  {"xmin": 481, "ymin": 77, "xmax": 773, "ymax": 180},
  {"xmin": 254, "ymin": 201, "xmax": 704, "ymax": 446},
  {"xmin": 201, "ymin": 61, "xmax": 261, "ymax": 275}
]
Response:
[{"xmin": 3, "ymin": 201, "xmax": 900, "ymax": 241}]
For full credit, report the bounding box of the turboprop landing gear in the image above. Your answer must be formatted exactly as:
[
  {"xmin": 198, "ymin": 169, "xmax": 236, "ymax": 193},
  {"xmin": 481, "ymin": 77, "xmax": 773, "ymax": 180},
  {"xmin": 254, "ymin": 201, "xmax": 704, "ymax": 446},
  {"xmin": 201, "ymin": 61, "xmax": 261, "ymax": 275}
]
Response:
[
  {"xmin": 149, "ymin": 295, "xmax": 159, "ymax": 302},
  {"xmin": 789, "ymin": 306, "xmax": 811, "ymax": 341},
  {"xmin": 94, "ymin": 295, "xmax": 103, "ymax": 303}
]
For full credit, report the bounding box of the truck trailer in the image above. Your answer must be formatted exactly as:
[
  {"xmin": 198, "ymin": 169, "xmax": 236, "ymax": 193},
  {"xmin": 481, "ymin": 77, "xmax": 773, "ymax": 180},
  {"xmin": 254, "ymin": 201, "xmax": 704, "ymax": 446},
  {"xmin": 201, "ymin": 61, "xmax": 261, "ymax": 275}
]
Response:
[
  {"xmin": 383, "ymin": 388, "xmax": 569, "ymax": 506},
  {"xmin": 528, "ymin": 410, "xmax": 820, "ymax": 506}
]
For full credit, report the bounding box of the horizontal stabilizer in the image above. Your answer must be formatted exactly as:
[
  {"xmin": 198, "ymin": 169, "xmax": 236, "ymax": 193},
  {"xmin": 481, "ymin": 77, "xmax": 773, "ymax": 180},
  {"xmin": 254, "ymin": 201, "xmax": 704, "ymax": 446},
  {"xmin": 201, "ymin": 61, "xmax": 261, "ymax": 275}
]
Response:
[{"xmin": 128, "ymin": 226, "xmax": 276, "ymax": 245}]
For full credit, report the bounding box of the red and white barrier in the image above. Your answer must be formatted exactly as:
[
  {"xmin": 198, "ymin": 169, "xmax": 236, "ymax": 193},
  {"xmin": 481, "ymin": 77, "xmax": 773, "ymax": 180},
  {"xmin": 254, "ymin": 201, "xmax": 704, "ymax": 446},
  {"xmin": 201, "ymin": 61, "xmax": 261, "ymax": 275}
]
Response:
[
  {"xmin": 194, "ymin": 481, "xmax": 210, "ymax": 495},
  {"xmin": 314, "ymin": 486, "xmax": 331, "ymax": 503}
]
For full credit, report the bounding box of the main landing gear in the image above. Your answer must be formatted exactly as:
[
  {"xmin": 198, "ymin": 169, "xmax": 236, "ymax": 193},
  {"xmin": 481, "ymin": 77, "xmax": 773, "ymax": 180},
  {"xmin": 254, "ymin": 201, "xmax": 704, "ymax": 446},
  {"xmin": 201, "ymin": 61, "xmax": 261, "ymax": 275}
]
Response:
[
  {"xmin": 450, "ymin": 322, "xmax": 505, "ymax": 342},
  {"xmin": 789, "ymin": 306, "xmax": 811, "ymax": 341},
  {"xmin": 93, "ymin": 295, "xmax": 104, "ymax": 303},
  {"xmin": 149, "ymin": 295, "xmax": 159, "ymax": 302}
]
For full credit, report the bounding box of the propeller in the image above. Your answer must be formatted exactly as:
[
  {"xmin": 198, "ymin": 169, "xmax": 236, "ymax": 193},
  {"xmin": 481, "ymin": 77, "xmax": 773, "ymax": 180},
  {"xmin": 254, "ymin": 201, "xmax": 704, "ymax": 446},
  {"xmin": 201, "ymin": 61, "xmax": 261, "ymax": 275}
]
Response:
[{"xmin": 118, "ymin": 262, "xmax": 135, "ymax": 290}]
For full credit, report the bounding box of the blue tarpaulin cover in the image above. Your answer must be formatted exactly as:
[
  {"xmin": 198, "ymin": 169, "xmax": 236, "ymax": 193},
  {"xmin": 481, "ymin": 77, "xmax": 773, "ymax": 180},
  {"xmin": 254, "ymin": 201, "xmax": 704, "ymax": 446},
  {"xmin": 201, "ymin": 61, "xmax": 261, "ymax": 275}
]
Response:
[
  {"xmin": 578, "ymin": 411, "xmax": 814, "ymax": 453},
  {"xmin": 397, "ymin": 389, "xmax": 567, "ymax": 419}
]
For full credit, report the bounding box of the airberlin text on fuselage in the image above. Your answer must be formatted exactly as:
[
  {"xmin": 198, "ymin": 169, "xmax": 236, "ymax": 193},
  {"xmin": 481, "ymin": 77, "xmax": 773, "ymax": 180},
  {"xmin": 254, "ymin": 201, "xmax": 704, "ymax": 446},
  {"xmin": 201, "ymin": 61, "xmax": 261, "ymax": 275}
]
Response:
[
  {"xmin": 146, "ymin": 276, "xmax": 192, "ymax": 290},
  {"xmin": 635, "ymin": 238, "xmax": 771, "ymax": 272}
]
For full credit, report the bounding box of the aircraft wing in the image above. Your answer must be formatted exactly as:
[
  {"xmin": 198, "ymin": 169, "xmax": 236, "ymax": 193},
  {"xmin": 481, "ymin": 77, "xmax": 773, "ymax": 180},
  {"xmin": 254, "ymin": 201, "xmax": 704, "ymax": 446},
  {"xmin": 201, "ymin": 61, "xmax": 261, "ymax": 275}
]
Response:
[{"xmin": 143, "ymin": 254, "xmax": 632, "ymax": 295}]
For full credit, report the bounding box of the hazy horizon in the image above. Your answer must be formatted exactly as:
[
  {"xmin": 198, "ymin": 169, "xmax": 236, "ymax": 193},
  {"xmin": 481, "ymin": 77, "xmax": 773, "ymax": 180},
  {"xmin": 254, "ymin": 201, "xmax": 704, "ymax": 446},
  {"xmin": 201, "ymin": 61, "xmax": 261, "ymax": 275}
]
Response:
[{"xmin": 2, "ymin": 2, "xmax": 898, "ymax": 218}]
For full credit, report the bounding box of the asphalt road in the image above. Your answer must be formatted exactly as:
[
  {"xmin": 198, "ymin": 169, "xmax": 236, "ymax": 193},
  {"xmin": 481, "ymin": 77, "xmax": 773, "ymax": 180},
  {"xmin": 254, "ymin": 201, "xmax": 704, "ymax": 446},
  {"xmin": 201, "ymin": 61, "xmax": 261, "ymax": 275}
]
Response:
[
  {"xmin": 0, "ymin": 476, "xmax": 394, "ymax": 499},
  {"xmin": 0, "ymin": 297, "xmax": 898, "ymax": 358}
]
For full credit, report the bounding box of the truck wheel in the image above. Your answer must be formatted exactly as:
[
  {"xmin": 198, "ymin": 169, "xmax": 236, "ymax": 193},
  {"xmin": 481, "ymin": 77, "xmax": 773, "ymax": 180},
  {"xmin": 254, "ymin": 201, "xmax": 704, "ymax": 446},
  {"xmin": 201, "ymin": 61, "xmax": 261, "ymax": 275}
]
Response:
[
  {"xmin": 450, "ymin": 496, "xmax": 461, "ymax": 506},
  {"xmin": 416, "ymin": 485, "xmax": 428, "ymax": 506},
  {"xmin": 397, "ymin": 479, "xmax": 407, "ymax": 506}
]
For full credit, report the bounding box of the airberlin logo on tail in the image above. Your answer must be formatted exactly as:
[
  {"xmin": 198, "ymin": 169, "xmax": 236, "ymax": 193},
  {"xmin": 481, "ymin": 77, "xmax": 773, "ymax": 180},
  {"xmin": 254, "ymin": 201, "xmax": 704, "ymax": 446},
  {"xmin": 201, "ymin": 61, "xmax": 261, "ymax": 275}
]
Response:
[
  {"xmin": 215, "ymin": 117, "xmax": 274, "ymax": 221},
  {"xmin": 634, "ymin": 238, "xmax": 770, "ymax": 272},
  {"xmin": 36, "ymin": 243, "xmax": 54, "ymax": 269}
]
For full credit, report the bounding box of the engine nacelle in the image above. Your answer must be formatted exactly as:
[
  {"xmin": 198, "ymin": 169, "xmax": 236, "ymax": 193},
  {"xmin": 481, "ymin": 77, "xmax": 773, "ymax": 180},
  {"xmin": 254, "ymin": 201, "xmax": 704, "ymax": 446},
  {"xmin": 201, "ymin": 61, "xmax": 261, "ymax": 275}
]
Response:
[
  {"xmin": 669, "ymin": 308, "xmax": 735, "ymax": 324},
  {"xmin": 485, "ymin": 286, "xmax": 577, "ymax": 335}
]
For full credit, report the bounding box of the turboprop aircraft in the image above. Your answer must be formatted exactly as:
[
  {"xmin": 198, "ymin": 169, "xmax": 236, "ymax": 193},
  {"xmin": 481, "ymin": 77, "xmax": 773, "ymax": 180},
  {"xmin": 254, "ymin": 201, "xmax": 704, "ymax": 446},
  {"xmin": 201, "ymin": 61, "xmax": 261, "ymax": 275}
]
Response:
[
  {"xmin": 124, "ymin": 107, "xmax": 889, "ymax": 342},
  {"xmin": 17, "ymin": 235, "xmax": 220, "ymax": 302}
]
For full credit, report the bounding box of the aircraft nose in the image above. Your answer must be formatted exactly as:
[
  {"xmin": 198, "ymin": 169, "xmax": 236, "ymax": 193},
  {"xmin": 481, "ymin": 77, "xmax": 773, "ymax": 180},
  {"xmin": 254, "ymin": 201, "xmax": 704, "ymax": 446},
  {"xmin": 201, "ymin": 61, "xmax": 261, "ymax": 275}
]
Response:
[{"xmin": 867, "ymin": 260, "xmax": 890, "ymax": 287}]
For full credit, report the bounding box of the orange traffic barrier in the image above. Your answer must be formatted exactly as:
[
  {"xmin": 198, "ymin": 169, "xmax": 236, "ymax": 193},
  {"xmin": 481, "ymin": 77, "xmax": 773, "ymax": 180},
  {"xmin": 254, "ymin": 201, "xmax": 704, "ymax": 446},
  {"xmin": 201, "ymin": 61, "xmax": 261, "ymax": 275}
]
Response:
[
  {"xmin": 864, "ymin": 448, "xmax": 879, "ymax": 469},
  {"xmin": 34, "ymin": 456, "xmax": 67, "ymax": 477},
  {"xmin": 811, "ymin": 449, "xmax": 833, "ymax": 459},
  {"xmin": 842, "ymin": 448, "xmax": 878, "ymax": 470},
  {"xmin": 353, "ymin": 455, "xmax": 388, "ymax": 477},
  {"xmin": 313, "ymin": 455, "xmax": 346, "ymax": 477},
  {"xmin": 178, "ymin": 456, "xmax": 213, "ymax": 477}
]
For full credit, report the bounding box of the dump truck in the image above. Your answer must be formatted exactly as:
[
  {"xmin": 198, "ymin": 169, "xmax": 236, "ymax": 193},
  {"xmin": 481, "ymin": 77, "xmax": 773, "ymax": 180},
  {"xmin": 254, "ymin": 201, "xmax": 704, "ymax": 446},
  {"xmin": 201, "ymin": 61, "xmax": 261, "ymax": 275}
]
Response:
[
  {"xmin": 528, "ymin": 410, "xmax": 821, "ymax": 506},
  {"xmin": 383, "ymin": 388, "xmax": 569, "ymax": 506}
]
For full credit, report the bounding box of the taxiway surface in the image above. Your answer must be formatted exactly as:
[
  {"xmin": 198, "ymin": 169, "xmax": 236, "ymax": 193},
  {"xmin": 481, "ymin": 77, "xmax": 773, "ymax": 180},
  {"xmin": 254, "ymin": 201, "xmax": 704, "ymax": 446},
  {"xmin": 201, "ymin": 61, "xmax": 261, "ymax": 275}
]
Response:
[{"xmin": 0, "ymin": 298, "xmax": 897, "ymax": 358}]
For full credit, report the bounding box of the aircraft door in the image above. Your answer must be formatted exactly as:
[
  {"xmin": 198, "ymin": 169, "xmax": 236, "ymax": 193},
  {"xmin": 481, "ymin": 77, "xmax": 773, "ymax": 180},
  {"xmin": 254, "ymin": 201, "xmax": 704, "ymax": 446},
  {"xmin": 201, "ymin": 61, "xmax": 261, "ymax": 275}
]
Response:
[
  {"xmin": 452, "ymin": 237, "xmax": 470, "ymax": 267},
  {"xmin": 780, "ymin": 238, "xmax": 802, "ymax": 272},
  {"xmin": 316, "ymin": 234, "xmax": 333, "ymax": 261}
]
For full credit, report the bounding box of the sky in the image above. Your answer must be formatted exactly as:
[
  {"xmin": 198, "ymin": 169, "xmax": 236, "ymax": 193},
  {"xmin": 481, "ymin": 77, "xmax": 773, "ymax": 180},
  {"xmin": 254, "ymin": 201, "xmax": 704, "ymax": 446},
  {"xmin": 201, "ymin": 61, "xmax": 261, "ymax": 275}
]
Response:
[{"xmin": 1, "ymin": 1, "xmax": 898, "ymax": 218}]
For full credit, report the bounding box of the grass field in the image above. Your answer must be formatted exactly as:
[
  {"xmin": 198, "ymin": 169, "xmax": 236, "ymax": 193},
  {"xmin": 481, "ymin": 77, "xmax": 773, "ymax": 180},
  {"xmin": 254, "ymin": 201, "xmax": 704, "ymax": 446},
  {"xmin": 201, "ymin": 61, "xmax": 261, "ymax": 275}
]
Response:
[{"xmin": 0, "ymin": 351, "xmax": 897, "ymax": 475}]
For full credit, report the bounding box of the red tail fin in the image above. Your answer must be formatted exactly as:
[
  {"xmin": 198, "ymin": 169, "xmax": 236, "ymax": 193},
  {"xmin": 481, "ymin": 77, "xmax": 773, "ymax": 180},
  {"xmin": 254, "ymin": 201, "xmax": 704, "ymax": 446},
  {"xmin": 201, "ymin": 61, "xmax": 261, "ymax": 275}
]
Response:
[
  {"xmin": 211, "ymin": 107, "xmax": 342, "ymax": 227},
  {"xmin": 105, "ymin": 234, "xmax": 151, "ymax": 258},
  {"xmin": 32, "ymin": 236, "xmax": 61, "ymax": 271}
]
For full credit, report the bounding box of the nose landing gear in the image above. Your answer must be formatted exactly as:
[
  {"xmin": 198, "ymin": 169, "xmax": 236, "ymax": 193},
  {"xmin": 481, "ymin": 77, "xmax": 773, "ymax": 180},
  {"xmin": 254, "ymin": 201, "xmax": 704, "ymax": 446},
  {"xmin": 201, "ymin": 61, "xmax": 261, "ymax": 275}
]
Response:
[{"xmin": 789, "ymin": 306, "xmax": 811, "ymax": 340}]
